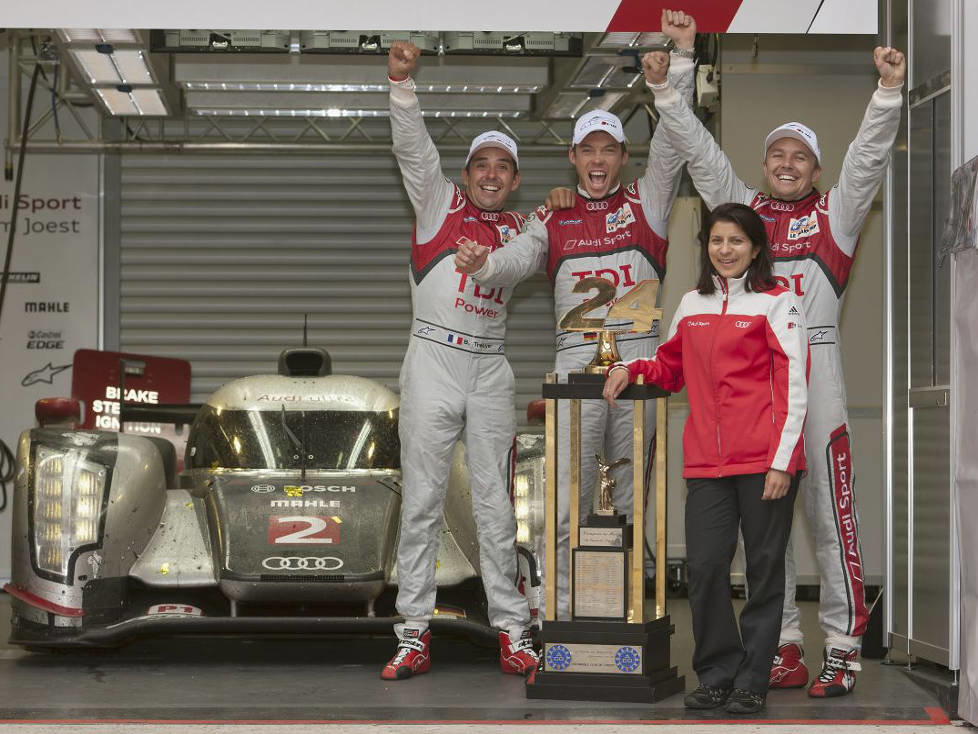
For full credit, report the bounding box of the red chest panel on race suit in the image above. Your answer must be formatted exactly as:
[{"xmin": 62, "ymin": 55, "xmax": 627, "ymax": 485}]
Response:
[
  {"xmin": 410, "ymin": 185, "xmax": 524, "ymax": 349},
  {"xmin": 752, "ymin": 190, "xmax": 855, "ymax": 344},
  {"xmin": 542, "ymin": 184, "xmax": 668, "ymax": 362}
]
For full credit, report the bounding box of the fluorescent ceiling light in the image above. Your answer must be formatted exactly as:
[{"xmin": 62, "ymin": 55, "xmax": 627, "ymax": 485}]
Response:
[
  {"xmin": 570, "ymin": 57, "xmax": 642, "ymax": 90},
  {"xmin": 71, "ymin": 49, "xmax": 121, "ymax": 84},
  {"xmin": 96, "ymin": 87, "xmax": 168, "ymax": 116},
  {"xmin": 597, "ymin": 32, "xmax": 668, "ymax": 48},
  {"xmin": 58, "ymin": 29, "xmax": 140, "ymax": 45},
  {"xmin": 112, "ymin": 50, "xmax": 155, "ymax": 85},
  {"xmin": 129, "ymin": 88, "xmax": 169, "ymax": 116},
  {"xmin": 191, "ymin": 108, "xmax": 524, "ymax": 119},
  {"xmin": 547, "ymin": 93, "xmax": 590, "ymax": 118},
  {"xmin": 591, "ymin": 91, "xmax": 627, "ymax": 111},
  {"xmin": 98, "ymin": 29, "xmax": 141, "ymax": 44},
  {"xmin": 69, "ymin": 48, "xmax": 154, "ymax": 86},
  {"xmin": 180, "ymin": 81, "xmax": 542, "ymax": 94}
]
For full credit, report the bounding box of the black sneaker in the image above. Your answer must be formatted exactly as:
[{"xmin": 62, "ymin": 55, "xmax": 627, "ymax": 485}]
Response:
[
  {"xmin": 683, "ymin": 684, "xmax": 731, "ymax": 709},
  {"xmin": 725, "ymin": 688, "xmax": 766, "ymax": 714}
]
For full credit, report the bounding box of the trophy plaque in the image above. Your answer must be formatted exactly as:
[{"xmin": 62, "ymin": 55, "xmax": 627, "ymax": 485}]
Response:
[{"xmin": 526, "ymin": 277, "xmax": 684, "ymax": 703}]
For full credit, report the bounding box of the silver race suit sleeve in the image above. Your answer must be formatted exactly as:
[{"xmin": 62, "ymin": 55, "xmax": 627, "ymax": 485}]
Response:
[
  {"xmin": 637, "ymin": 55, "xmax": 697, "ymax": 236},
  {"xmin": 827, "ymin": 82, "xmax": 904, "ymax": 253},
  {"xmin": 470, "ymin": 213, "xmax": 550, "ymax": 287},
  {"xmin": 389, "ymin": 76, "xmax": 456, "ymax": 243},
  {"xmin": 652, "ymin": 79, "xmax": 754, "ymax": 209}
]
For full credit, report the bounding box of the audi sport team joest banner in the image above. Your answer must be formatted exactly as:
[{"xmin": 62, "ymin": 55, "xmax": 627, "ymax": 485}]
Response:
[{"xmin": 4, "ymin": 0, "xmax": 876, "ymax": 33}]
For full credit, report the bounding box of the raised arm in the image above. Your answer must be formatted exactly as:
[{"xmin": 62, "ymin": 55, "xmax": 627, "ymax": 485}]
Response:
[
  {"xmin": 646, "ymin": 52, "xmax": 753, "ymax": 210},
  {"xmin": 454, "ymin": 208, "xmax": 550, "ymax": 287},
  {"xmin": 828, "ymin": 47, "xmax": 905, "ymax": 248},
  {"xmin": 388, "ymin": 41, "xmax": 456, "ymax": 243},
  {"xmin": 633, "ymin": 9, "xmax": 697, "ymax": 232}
]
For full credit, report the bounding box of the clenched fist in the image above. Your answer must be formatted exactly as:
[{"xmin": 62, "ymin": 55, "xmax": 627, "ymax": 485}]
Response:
[
  {"xmin": 661, "ymin": 9, "xmax": 696, "ymax": 50},
  {"xmin": 389, "ymin": 41, "xmax": 421, "ymax": 81},
  {"xmin": 642, "ymin": 50, "xmax": 670, "ymax": 86},
  {"xmin": 454, "ymin": 239, "xmax": 490, "ymax": 274},
  {"xmin": 874, "ymin": 46, "xmax": 906, "ymax": 88}
]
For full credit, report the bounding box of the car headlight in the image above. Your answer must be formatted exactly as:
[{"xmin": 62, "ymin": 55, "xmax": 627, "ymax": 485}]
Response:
[
  {"xmin": 513, "ymin": 462, "xmax": 545, "ymax": 546},
  {"xmin": 31, "ymin": 445, "xmax": 108, "ymax": 581}
]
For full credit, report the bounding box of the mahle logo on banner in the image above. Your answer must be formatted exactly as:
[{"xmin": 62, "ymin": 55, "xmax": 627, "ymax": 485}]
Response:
[
  {"xmin": 0, "ymin": 155, "xmax": 101, "ymax": 582},
  {"xmin": 1, "ymin": 0, "xmax": 877, "ymax": 33}
]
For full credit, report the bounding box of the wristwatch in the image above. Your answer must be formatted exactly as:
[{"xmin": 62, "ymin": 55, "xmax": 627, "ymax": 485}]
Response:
[{"xmin": 666, "ymin": 40, "xmax": 696, "ymax": 59}]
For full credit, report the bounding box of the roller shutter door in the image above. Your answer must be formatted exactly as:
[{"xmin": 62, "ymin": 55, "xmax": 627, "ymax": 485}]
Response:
[{"xmin": 119, "ymin": 148, "xmax": 581, "ymax": 428}]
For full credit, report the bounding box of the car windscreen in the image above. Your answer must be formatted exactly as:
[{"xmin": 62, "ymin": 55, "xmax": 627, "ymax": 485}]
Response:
[{"xmin": 188, "ymin": 407, "xmax": 400, "ymax": 470}]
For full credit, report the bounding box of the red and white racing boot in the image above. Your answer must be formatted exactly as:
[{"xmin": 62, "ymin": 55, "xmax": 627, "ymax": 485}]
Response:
[
  {"xmin": 499, "ymin": 628, "xmax": 539, "ymax": 676},
  {"xmin": 808, "ymin": 646, "xmax": 861, "ymax": 697},
  {"xmin": 769, "ymin": 643, "xmax": 809, "ymax": 688},
  {"xmin": 381, "ymin": 629, "xmax": 431, "ymax": 680}
]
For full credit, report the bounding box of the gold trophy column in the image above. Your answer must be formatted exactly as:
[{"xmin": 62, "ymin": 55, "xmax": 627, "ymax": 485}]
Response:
[
  {"xmin": 656, "ymin": 396, "xmax": 667, "ymax": 619},
  {"xmin": 544, "ymin": 373, "xmax": 557, "ymax": 622}
]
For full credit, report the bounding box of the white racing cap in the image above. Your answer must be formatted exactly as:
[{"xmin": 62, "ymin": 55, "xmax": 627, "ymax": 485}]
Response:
[
  {"xmin": 572, "ymin": 110, "xmax": 626, "ymax": 146},
  {"xmin": 764, "ymin": 122, "xmax": 821, "ymax": 164},
  {"xmin": 465, "ymin": 131, "xmax": 519, "ymax": 168}
]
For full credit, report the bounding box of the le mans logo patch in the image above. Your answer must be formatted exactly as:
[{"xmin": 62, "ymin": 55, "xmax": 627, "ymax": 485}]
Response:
[
  {"xmin": 606, "ymin": 203, "xmax": 635, "ymax": 233},
  {"xmin": 496, "ymin": 224, "xmax": 514, "ymax": 243},
  {"xmin": 787, "ymin": 213, "xmax": 820, "ymax": 241}
]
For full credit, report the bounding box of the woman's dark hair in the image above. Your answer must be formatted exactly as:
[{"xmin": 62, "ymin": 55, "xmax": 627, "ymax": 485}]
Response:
[{"xmin": 696, "ymin": 202, "xmax": 778, "ymax": 294}]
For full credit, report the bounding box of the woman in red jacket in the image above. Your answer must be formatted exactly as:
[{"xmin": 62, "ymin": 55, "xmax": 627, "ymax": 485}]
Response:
[{"xmin": 604, "ymin": 202, "xmax": 809, "ymax": 714}]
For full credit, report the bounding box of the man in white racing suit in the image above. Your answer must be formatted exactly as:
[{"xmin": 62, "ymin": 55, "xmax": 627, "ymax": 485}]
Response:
[
  {"xmin": 455, "ymin": 10, "xmax": 697, "ymax": 622},
  {"xmin": 645, "ymin": 45, "xmax": 905, "ymax": 697},
  {"xmin": 383, "ymin": 40, "xmax": 540, "ymax": 680}
]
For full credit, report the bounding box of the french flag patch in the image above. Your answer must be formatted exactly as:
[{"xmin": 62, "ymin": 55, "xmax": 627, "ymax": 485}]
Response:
[{"xmin": 447, "ymin": 334, "xmax": 464, "ymax": 345}]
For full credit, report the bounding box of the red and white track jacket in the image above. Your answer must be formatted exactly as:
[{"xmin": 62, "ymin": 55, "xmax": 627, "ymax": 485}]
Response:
[{"xmin": 612, "ymin": 274, "xmax": 809, "ymax": 478}]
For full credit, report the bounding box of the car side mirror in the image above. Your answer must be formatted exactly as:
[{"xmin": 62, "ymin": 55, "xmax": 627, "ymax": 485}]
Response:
[
  {"xmin": 526, "ymin": 399, "xmax": 545, "ymax": 426},
  {"xmin": 35, "ymin": 397, "xmax": 81, "ymax": 428}
]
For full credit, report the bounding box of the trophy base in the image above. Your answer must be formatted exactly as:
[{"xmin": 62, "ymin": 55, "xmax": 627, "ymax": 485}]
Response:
[{"xmin": 526, "ymin": 616, "xmax": 685, "ymax": 703}]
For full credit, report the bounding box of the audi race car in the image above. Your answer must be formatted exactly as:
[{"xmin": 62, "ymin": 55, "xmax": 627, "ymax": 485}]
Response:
[{"xmin": 4, "ymin": 347, "xmax": 546, "ymax": 650}]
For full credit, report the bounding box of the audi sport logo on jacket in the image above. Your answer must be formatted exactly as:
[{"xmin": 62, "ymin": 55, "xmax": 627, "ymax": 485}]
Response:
[{"xmin": 622, "ymin": 275, "xmax": 809, "ymax": 478}]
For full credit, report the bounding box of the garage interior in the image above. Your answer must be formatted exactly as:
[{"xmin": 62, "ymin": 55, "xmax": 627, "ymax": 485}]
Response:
[{"xmin": 0, "ymin": 0, "xmax": 976, "ymax": 728}]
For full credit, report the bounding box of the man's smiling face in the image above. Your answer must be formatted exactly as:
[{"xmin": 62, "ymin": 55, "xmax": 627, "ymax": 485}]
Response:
[{"xmin": 762, "ymin": 137, "xmax": 821, "ymax": 201}]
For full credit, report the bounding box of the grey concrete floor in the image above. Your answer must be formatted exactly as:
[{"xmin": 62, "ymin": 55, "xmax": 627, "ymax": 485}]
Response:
[{"xmin": 0, "ymin": 592, "xmax": 952, "ymax": 727}]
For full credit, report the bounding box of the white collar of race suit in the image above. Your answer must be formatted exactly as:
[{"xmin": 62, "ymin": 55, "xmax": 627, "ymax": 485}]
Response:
[
  {"xmin": 713, "ymin": 271, "xmax": 750, "ymax": 296},
  {"xmin": 576, "ymin": 183, "xmax": 621, "ymax": 199}
]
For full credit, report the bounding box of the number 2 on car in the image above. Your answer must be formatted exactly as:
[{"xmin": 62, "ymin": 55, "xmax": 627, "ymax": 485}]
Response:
[{"xmin": 267, "ymin": 516, "xmax": 341, "ymax": 545}]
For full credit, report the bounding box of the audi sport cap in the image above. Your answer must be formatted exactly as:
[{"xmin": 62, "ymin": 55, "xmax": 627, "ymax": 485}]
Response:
[
  {"xmin": 466, "ymin": 131, "xmax": 519, "ymax": 169},
  {"xmin": 764, "ymin": 122, "xmax": 822, "ymax": 165},
  {"xmin": 572, "ymin": 110, "xmax": 627, "ymax": 146}
]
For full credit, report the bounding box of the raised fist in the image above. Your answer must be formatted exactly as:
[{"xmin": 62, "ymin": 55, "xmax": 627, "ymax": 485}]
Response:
[
  {"xmin": 661, "ymin": 9, "xmax": 697, "ymax": 50},
  {"xmin": 642, "ymin": 50, "xmax": 670, "ymax": 86},
  {"xmin": 389, "ymin": 41, "xmax": 421, "ymax": 81},
  {"xmin": 874, "ymin": 46, "xmax": 906, "ymax": 88}
]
